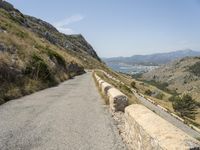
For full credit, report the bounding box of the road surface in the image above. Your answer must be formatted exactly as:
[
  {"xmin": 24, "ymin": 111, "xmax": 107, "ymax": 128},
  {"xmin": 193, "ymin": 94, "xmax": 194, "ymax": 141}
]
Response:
[
  {"xmin": 133, "ymin": 92, "xmax": 200, "ymax": 139},
  {"xmin": 0, "ymin": 72, "xmax": 126, "ymax": 150}
]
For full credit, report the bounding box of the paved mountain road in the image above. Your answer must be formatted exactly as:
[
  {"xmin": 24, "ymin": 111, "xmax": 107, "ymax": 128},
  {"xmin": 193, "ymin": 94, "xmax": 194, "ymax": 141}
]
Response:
[{"xmin": 0, "ymin": 72, "xmax": 126, "ymax": 150}]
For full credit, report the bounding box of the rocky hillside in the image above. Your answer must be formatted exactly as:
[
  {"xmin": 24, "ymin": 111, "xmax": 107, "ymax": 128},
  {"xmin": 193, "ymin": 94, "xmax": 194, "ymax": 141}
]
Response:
[
  {"xmin": 142, "ymin": 57, "xmax": 200, "ymax": 102},
  {"xmin": 0, "ymin": 0, "xmax": 104, "ymax": 104}
]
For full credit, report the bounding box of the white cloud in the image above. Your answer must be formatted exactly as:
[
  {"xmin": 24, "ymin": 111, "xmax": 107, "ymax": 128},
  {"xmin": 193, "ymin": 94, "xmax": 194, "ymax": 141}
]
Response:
[
  {"xmin": 53, "ymin": 15, "xmax": 84, "ymax": 34},
  {"xmin": 56, "ymin": 27, "xmax": 74, "ymax": 34}
]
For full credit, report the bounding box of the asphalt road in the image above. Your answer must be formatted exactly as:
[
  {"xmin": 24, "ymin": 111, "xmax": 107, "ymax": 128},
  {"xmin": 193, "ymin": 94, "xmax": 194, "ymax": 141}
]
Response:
[
  {"xmin": 133, "ymin": 92, "xmax": 200, "ymax": 139},
  {"xmin": 0, "ymin": 72, "xmax": 126, "ymax": 150}
]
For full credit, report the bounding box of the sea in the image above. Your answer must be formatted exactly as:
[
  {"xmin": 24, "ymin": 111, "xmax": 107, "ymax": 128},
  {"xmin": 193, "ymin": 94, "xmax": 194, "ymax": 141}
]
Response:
[{"xmin": 107, "ymin": 63, "xmax": 159, "ymax": 75}]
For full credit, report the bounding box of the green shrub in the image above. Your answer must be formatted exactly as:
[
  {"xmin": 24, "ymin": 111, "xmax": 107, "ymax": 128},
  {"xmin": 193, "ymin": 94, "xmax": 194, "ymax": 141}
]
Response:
[
  {"xmin": 34, "ymin": 43, "xmax": 45, "ymax": 50},
  {"xmin": 145, "ymin": 89, "xmax": 152, "ymax": 96},
  {"xmin": 169, "ymin": 96, "xmax": 176, "ymax": 102},
  {"xmin": 24, "ymin": 54, "xmax": 56, "ymax": 85},
  {"xmin": 130, "ymin": 81, "xmax": 136, "ymax": 88},
  {"xmin": 143, "ymin": 80, "xmax": 178, "ymax": 95},
  {"xmin": 169, "ymin": 95, "xmax": 181, "ymax": 101},
  {"xmin": 147, "ymin": 80, "xmax": 168, "ymax": 91},
  {"xmin": 16, "ymin": 31, "xmax": 28, "ymax": 39},
  {"xmin": 0, "ymin": 23, "xmax": 8, "ymax": 30},
  {"xmin": 132, "ymin": 73, "xmax": 142, "ymax": 79},
  {"xmin": 188, "ymin": 62, "xmax": 200, "ymax": 77},
  {"xmin": 172, "ymin": 94, "xmax": 197, "ymax": 119},
  {"xmin": 46, "ymin": 49, "xmax": 66, "ymax": 67},
  {"xmin": 155, "ymin": 92, "xmax": 164, "ymax": 100},
  {"xmin": 119, "ymin": 84, "xmax": 132, "ymax": 94}
]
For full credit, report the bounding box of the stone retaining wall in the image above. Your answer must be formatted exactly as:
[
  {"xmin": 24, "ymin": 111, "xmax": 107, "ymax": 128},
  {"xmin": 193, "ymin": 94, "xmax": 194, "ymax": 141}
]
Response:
[
  {"xmin": 94, "ymin": 72, "xmax": 200, "ymax": 150},
  {"xmin": 94, "ymin": 73, "xmax": 128, "ymax": 112},
  {"xmin": 124, "ymin": 104, "xmax": 200, "ymax": 150}
]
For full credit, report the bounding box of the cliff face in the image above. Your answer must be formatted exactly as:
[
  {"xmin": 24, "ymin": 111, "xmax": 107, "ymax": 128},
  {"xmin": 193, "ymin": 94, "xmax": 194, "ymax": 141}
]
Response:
[{"xmin": 0, "ymin": 1, "xmax": 103, "ymax": 104}]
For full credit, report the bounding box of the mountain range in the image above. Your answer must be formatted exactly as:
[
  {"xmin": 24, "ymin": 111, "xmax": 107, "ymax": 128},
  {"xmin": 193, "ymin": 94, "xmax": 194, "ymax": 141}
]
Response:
[{"xmin": 103, "ymin": 49, "xmax": 200, "ymax": 66}]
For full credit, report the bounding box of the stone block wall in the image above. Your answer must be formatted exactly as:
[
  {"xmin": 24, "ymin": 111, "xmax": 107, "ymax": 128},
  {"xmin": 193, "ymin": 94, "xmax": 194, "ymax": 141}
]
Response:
[{"xmin": 125, "ymin": 104, "xmax": 200, "ymax": 150}]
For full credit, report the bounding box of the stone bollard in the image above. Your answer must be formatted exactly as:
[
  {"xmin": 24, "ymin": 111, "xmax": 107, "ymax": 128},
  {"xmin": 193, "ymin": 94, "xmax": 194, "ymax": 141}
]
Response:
[
  {"xmin": 94, "ymin": 74, "xmax": 100, "ymax": 81},
  {"xmin": 101, "ymin": 82, "xmax": 112, "ymax": 96},
  {"xmin": 107, "ymin": 88, "xmax": 128, "ymax": 112},
  {"xmin": 98, "ymin": 79, "xmax": 104, "ymax": 87}
]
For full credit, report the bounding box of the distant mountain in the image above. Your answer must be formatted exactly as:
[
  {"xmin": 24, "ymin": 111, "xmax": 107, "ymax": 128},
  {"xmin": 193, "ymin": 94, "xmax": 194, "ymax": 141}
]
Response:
[{"xmin": 103, "ymin": 49, "xmax": 200, "ymax": 66}]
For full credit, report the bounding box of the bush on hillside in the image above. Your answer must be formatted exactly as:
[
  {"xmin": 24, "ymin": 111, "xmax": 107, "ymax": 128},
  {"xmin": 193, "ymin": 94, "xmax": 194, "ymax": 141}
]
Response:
[
  {"xmin": 24, "ymin": 54, "xmax": 56, "ymax": 85},
  {"xmin": 145, "ymin": 89, "xmax": 152, "ymax": 96},
  {"xmin": 15, "ymin": 30, "xmax": 28, "ymax": 39},
  {"xmin": 154, "ymin": 92, "xmax": 164, "ymax": 100},
  {"xmin": 46, "ymin": 48, "xmax": 66, "ymax": 67},
  {"xmin": 130, "ymin": 81, "xmax": 136, "ymax": 88},
  {"xmin": 188, "ymin": 62, "xmax": 200, "ymax": 77},
  {"xmin": 171, "ymin": 94, "xmax": 197, "ymax": 119},
  {"xmin": 119, "ymin": 84, "xmax": 132, "ymax": 95}
]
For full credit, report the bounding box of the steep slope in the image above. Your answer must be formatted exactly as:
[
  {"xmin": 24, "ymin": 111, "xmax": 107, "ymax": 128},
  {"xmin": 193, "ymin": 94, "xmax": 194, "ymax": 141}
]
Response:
[
  {"xmin": 142, "ymin": 57, "xmax": 200, "ymax": 102},
  {"xmin": 103, "ymin": 49, "xmax": 200, "ymax": 66},
  {"xmin": 24, "ymin": 15, "xmax": 101, "ymax": 61},
  {"xmin": 0, "ymin": 0, "xmax": 104, "ymax": 104}
]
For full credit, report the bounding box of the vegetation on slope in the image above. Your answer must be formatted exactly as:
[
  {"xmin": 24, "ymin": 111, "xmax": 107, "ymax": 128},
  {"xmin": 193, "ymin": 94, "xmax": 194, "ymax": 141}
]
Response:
[
  {"xmin": 170, "ymin": 94, "xmax": 198, "ymax": 119},
  {"xmin": 136, "ymin": 57, "xmax": 200, "ymax": 126},
  {"xmin": 0, "ymin": 1, "xmax": 105, "ymax": 104},
  {"xmin": 188, "ymin": 61, "xmax": 200, "ymax": 77},
  {"xmin": 142, "ymin": 57, "xmax": 200, "ymax": 101}
]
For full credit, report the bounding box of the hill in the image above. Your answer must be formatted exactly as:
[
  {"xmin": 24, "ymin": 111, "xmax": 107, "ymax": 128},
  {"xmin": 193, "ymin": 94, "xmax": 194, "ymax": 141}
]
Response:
[
  {"xmin": 103, "ymin": 49, "xmax": 200, "ymax": 66},
  {"xmin": 0, "ymin": 0, "xmax": 105, "ymax": 104},
  {"xmin": 142, "ymin": 56, "xmax": 200, "ymax": 102}
]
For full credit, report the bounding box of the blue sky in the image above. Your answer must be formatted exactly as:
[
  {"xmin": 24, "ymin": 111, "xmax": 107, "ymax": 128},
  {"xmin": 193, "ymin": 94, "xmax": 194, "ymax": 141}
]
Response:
[{"xmin": 6, "ymin": 0, "xmax": 200, "ymax": 57}]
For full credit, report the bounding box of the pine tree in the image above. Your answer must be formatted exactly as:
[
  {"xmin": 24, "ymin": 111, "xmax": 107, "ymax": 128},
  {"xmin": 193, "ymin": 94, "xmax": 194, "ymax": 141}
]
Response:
[{"xmin": 172, "ymin": 94, "xmax": 197, "ymax": 119}]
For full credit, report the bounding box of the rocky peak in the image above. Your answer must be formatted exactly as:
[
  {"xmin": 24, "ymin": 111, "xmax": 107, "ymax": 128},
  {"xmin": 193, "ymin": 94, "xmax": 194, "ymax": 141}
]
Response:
[
  {"xmin": 0, "ymin": 1, "xmax": 101, "ymax": 62},
  {"xmin": 0, "ymin": 0, "xmax": 17, "ymax": 12}
]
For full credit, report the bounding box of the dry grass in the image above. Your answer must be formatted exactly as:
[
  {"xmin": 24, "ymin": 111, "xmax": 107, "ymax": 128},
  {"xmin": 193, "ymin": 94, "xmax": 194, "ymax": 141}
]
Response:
[{"xmin": 0, "ymin": 9, "xmax": 89, "ymax": 103}]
